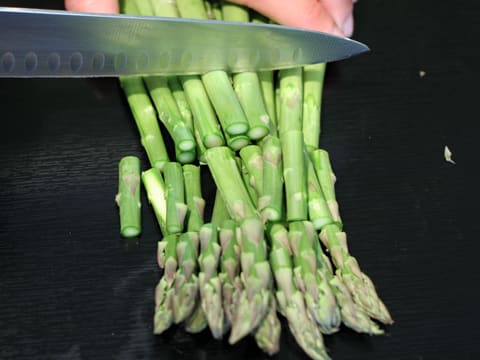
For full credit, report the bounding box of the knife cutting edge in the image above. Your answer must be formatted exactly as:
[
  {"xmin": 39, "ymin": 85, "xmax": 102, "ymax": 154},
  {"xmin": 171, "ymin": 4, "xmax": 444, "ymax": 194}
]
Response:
[{"xmin": 0, "ymin": 7, "xmax": 369, "ymax": 78}]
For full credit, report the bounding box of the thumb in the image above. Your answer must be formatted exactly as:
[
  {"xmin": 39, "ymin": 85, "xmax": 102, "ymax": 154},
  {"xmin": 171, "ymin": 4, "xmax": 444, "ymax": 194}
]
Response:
[
  {"xmin": 229, "ymin": 0, "xmax": 344, "ymax": 36},
  {"xmin": 64, "ymin": 0, "xmax": 119, "ymax": 13}
]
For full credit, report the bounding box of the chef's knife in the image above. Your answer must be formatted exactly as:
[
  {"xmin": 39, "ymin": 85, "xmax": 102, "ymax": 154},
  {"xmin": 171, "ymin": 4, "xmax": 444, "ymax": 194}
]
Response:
[{"xmin": 0, "ymin": 7, "xmax": 368, "ymax": 78}]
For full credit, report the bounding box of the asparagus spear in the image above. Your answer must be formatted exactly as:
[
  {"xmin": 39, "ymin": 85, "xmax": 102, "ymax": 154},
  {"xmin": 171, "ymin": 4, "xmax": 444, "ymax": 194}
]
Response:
[
  {"xmin": 303, "ymin": 63, "xmax": 326, "ymax": 152},
  {"xmin": 239, "ymin": 145, "xmax": 264, "ymax": 198},
  {"xmin": 268, "ymin": 224, "xmax": 330, "ymax": 360},
  {"xmin": 168, "ymin": 76, "xmax": 193, "ymax": 131},
  {"xmin": 258, "ymin": 135, "xmax": 284, "ymax": 222},
  {"xmin": 183, "ymin": 164, "xmax": 206, "ymax": 233},
  {"xmin": 289, "ymin": 221, "xmax": 340, "ymax": 334},
  {"xmin": 237, "ymin": 156, "xmax": 259, "ymax": 207},
  {"xmin": 257, "ymin": 70, "xmax": 278, "ymax": 136},
  {"xmin": 182, "ymin": 164, "xmax": 208, "ymax": 332},
  {"xmin": 204, "ymin": 146, "xmax": 258, "ymax": 221},
  {"xmin": 184, "ymin": 300, "xmax": 208, "ymax": 333},
  {"xmin": 250, "ymin": 11, "xmax": 278, "ymax": 135},
  {"xmin": 319, "ymin": 224, "xmax": 393, "ymax": 324},
  {"xmin": 173, "ymin": 231, "xmax": 200, "ymax": 323},
  {"xmin": 198, "ymin": 223, "xmax": 224, "ymax": 338},
  {"xmin": 115, "ymin": 156, "xmax": 141, "ymax": 238},
  {"xmin": 281, "ymin": 130, "xmax": 308, "ymax": 221},
  {"xmin": 229, "ymin": 217, "xmax": 272, "ymax": 344},
  {"xmin": 211, "ymin": 189, "xmax": 231, "ymax": 228},
  {"xmin": 218, "ymin": 219, "xmax": 242, "ymax": 330},
  {"xmin": 311, "ymin": 233, "xmax": 383, "ymax": 335},
  {"xmin": 278, "ymin": 67, "xmax": 303, "ymax": 134},
  {"xmin": 119, "ymin": 77, "xmax": 169, "ymax": 171},
  {"xmin": 311, "ymin": 149, "xmax": 342, "ymax": 227},
  {"xmin": 305, "ymin": 150, "xmax": 335, "ymax": 230},
  {"xmin": 164, "ymin": 162, "xmax": 188, "ymax": 234},
  {"xmin": 253, "ymin": 287, "xmax": 281, "ymax": 356},
  {"xmin": 154, "ymin": 233, "xmax": 178, "ymax": 334}
]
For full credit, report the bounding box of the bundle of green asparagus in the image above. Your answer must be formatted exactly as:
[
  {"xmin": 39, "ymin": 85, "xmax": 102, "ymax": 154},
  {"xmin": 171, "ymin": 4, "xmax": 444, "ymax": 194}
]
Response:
[{"xmin": 115, "ymin": 1, "xmax": 392, "ymax": 359}]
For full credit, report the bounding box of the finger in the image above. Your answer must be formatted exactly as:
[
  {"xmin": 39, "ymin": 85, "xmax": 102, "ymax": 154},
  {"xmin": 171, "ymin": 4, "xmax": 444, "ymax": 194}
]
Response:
[
  {"xmin": 230, "ymin": 0, "xmax": 344, "ymax": 36},
  {"xmin": 322, "ymin": 0, "xmax": 354, "ymax": 37},
  {"xmin": 64, "ymin": 0, "xmax": 119, "ymax": 14}
]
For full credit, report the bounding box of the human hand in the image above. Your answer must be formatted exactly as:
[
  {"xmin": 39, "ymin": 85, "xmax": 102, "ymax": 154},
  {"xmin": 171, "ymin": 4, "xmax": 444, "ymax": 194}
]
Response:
[
  {"xmin": 230, "ymin": 0, "xmax": 354, "ymax": 37},
  {"xmin": 64, "ymin": 0, "xmax": 118, "ymax": 14},
  {"xmin": 64, "ymin": 0, "xmax": 353, "ymax": 37}
]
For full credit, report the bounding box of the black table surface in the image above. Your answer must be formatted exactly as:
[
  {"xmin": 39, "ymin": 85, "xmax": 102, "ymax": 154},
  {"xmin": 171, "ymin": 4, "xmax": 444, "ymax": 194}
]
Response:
[{"xmin": 1, "ymin": 1, "xmax": 479, "ymax": 359}]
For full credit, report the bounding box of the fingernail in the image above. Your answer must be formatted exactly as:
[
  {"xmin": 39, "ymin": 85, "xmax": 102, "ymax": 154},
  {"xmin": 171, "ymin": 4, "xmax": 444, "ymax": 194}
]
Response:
[{"xmin": 342, "ymin": 14, "xmax": 354, "ymax": 37}]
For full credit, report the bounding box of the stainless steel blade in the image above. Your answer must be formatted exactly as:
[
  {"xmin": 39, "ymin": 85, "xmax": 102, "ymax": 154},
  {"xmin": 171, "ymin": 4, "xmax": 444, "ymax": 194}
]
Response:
[{"xmin": 0, "ymin": 7, "xmax": 369, "ymax": 78}]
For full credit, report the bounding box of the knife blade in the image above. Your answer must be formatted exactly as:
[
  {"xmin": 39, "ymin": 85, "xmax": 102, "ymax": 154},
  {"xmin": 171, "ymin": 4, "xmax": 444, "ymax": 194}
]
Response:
[{"xmin": 0, "ymin": 7, "xmax": 369, "ymax": 78}]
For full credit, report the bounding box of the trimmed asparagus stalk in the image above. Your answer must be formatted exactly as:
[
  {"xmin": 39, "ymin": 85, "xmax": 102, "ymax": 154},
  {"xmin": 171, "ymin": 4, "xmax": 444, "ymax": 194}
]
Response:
[
  {"xmin": 173, "ymin": 231, "xmax": 200, "ymax": 323},
  {"xmin": 221, "ymin": 4, "xmax": 270, "ymax": 141},
  {"xmin": 202, "ymin": 71, "xmax": 250, "ymax": 136},
  {"xmin": 289, "ymin": 221, "xmax": 340, "ymax": 334},
  {"xmin": 229, "ymin": 217, "xmax": 272, "ymax": 344},
  {"xmin": 311, "ymin": 149, "xmax": 342, "ymax": 227},
  {"xmin": 224, "ymin": 132, "xmax": 251, "ymax": 151},
  {"xmin": 142, "ymin": 168, "xmax": 167, "ymax": 235},
  {"xmin": 233, "ymin": 72, "xmax": 270, "ymax": 140},
  {"xmin": 115, "ymin": 156, "xmax": 141, "ymax": 238},
  {"xmin": 319, "ymin": 224, "xmax": 393, "ymax": 324},
  {"xmin": 281, "ymin": 130, "xmax": 308, "ymax": 221},
  {"xmin": 198, "ymin": 223, "xmax": 224, "ymax": 338},
  {"xmin": 154, "ymin": 233, "xmax": 178, "ymax": 334},
  {"xmin": 205, "ymin": 146, "xmax": 258, "ymax": 221},
  {"xmin": 183, "ymin": 164, "xmax": 206, "ymax": 232},
  {"xmin": 144, "ymin": 77, "xmax": 196, "ymax": 155},
  {"xmin": 303, "ymin": 63, "xmax": 326, "ymax": 152},
  {"xmin": 119, "ymin": 77, "xmax": 169, "ymax": 171},
  {"xmin": 179, "ymin": 75, "xmax": 225, "ymax": 148},
  {"xmin": 258, "ymin": 135, "xmax": 284, "ymax": 222},
  {"xmin": 164, "ymin": 162, "xmax": 188, "ymax": 234},
  {"xmin": 239, "ymin": 145, "xmax": 264, "ymax": 198},
  {"xmin": 268, "ymin": 224, "xmax": 330, "ymax": 360},
  {"xmin": 219, "ymin": 219, "xmax": 242, "ymax": 331}
]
